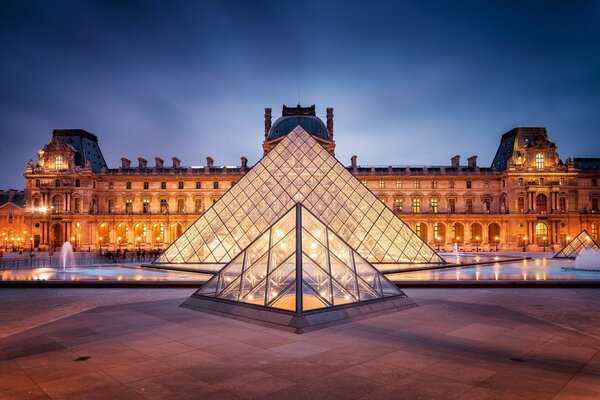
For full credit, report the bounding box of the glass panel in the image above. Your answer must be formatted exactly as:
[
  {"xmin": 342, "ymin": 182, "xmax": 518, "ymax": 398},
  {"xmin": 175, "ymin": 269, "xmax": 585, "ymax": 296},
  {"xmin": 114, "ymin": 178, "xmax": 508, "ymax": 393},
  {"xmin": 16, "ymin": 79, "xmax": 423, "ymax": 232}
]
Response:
[
  {"xmin": 269, "ymin": 282, "xmax": 296, "ymax": 311},
  {"xmin": 302, "ymin": 255, "xmax": 331, "ymax": 305},
  {"xmin": 331, "ymin": 280, "xmax": 355, "ymax": 306},
  {"xmin": 302, "ymin": 282, "xmax": 329, "ymax": 311},
  {"xmin": 246, "ymin": 231, "xmax": 271, "ymax": 267},
  {"xmin": 270, "ymin": 230, "xmax": 296, "ymax": 271},
  {"xmin": 267, "ymin": 257, "xmax": 296, "ymax": 303},
  {"xmin": 197, "ymin": 275, "xmax": 219, "ymax": 296},
  {"xmin": 220, "ymin": 277, "xmax": 241, "ymax": 301},
  {"xmin": 329, "ymin": 254, "xmax": 357, "ymax": 299},
  {"xmin": 302, "ymin": 229, "xmax": 328, "ymax": 267},
  {"xmin": 241, "ymin": 253, "xmax": 268, "ymax": 299},
  {"xmin": 328, "ymin": 232, "xmax": 351, "ymax": 266},
  {"xmin": 241, "ymin": 279, "xmax": 267, "ymax": 306},
  {"xmin": 219, "ymin": 252, "xmax": 245, "ymax": 294}
]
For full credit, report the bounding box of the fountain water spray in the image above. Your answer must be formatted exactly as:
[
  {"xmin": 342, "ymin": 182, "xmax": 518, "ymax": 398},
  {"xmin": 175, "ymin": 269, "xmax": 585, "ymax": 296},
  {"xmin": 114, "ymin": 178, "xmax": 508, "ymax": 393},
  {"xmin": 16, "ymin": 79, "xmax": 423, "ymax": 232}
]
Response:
[
  {"xmin": 61, "ymin": 241, "xmax": 74, "ymax": 272},
  {"xmin": 575, "ymin": 249, "xmax": 600, "ymax": 271}
]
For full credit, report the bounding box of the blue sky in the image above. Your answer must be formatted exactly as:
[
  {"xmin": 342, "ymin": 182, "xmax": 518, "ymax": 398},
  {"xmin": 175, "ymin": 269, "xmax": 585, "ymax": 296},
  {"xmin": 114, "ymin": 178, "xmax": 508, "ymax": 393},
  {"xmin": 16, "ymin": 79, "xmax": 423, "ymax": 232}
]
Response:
[{"xmin": 1, "ymin": 0, "xmax": 599, "ymax": 188}]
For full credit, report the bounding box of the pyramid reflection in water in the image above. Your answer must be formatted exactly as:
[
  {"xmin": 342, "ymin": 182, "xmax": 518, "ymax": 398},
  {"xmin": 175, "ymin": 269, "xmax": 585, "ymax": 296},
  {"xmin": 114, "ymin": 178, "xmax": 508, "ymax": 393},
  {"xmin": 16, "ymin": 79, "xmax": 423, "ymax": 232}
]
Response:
[{"xmin": 182, "ymin": 203, "xmax": 415, "ymax": 333}]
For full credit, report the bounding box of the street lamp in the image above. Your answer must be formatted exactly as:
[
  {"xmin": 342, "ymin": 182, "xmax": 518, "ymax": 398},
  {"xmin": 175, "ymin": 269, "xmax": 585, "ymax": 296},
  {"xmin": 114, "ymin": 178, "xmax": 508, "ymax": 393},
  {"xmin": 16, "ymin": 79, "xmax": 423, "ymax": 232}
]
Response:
[
  {"xmin": 475, "ymin": 236, "xmax": 480, "ymax": 252},
  {"xmin": 99, "ymin": 236, "xmax": 104, "ymax": 253},
  {"xmin": 543, "ymin": 236, "xmax": 547, "ymax": 252}
]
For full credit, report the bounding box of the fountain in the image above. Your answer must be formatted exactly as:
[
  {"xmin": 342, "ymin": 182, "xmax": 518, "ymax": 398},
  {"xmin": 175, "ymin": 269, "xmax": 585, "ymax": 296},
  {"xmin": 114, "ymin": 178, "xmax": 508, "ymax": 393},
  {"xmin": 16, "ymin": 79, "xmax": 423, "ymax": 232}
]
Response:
[
  {"xmin": 61, "ymin": 241, "xmax": 75, "ymax": 272},
  {"xmin": 453, "ymin": 243, "xmax": 460, "ymax": 263},
  {"xmin": 574, "ymin": 249, "xmax": 600, "ymax": 271}
]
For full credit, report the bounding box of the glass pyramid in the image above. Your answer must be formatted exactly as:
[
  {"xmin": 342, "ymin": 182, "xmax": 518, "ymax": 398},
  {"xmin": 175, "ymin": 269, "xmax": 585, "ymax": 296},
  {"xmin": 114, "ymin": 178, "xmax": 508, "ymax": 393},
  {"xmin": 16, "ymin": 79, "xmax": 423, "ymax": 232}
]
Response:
[
  {"xmin": 195, "ymin": 203, "xmax": 404, "ymax": 313},
  {"xmin": 157, "ymin": 126, "xmax": 443, "ymax": 265},
  {"xmin": 554, "ymin": 230, "xmax": 600, "ymax": 258}
]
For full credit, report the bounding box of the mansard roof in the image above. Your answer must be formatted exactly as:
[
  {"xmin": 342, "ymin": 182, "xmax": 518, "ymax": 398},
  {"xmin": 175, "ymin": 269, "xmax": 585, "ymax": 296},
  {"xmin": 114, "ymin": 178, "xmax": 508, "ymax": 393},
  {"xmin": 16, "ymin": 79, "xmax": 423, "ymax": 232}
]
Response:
[
  {"xmin": 52, "ymin": 129, "xmax": 108, "ymax": 173},
  {"xmin": 0, "ymin": 190, "xmax": 25, "ymax": 208}
]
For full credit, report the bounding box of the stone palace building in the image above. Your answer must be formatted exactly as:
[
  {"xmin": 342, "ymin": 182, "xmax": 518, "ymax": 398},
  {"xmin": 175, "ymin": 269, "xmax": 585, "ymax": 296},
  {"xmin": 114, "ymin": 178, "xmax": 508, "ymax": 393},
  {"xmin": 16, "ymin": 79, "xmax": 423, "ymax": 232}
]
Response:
[{"xmin": 5, "ymin": 104, "xmax": 599, "ymax": 253}]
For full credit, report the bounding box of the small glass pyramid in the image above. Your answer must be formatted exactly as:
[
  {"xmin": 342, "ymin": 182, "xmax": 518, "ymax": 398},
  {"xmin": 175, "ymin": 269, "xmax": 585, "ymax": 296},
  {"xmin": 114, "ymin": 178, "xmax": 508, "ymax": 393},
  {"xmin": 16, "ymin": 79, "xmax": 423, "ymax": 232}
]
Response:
[
  {"xmin": 194, "ymin": 203, "xmax": 404, "ymax": 313},
  {"xmin": 554, "ymin": 230, "xmax": 600, "ymax": 258},
  {"xmin": 157, "ymin": 127, "xmax": 443, "ymax": 265}
]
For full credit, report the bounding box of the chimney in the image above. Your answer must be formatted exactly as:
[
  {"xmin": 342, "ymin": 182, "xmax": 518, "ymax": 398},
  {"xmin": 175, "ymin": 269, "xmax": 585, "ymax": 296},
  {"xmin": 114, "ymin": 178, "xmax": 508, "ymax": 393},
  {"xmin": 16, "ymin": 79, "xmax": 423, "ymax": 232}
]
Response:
[
  {"xmin": 451, "ymin": 155, "xmax": 460, "ymax": 168},
  {"xmin": 241, "ymin": 156, "xmax": 248, "ymax": 173},
  {"xmin": 172, "ymin": 157, "xmax": 181, "ymax": 169},
  {"xmin": 137, "ymin": 157, "xmax": 147, "ymax": 169},
  {"xmin": 121, "ymin": 158, "xmax": 131, "ymax": 169},
  {"xmin": 206, "ymin": 157, "xmax": 214, "ymax": 169},
  {"xmin": 467, "ymin": 155, "xmax": 477, "ymax": 168},
  {"xmin": 264, "ymin": 108, "xmax": 272, "ymax": 138},
  {"xmin": 351, "ymin": 155, "xmax": 357, "ymax": 173},
  {"xmin": 326, "ymin": 107, "xmax": 334, "ymax": 139},
  {"xmin": 154, "ymin": 157, "xmax": 164, "ymax": 169}
]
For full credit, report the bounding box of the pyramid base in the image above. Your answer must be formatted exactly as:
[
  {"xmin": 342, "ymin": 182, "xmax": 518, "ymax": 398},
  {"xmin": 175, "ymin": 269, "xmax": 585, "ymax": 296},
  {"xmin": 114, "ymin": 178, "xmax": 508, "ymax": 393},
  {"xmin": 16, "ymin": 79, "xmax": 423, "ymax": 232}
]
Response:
[{"xmin": 181, "ymin": 295, "xmax": 417, "ymax": 334}]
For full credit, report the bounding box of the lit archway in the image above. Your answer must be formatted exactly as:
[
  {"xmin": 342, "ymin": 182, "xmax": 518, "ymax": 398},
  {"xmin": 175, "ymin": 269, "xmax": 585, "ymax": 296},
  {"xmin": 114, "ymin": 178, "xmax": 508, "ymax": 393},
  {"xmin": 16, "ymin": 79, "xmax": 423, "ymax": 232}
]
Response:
[
  {"xmin": 535, "ymin": 223, "xmax": 548, "ymax": 244},
  {"xmin": 488, "ymin": 223, "xmax": 501, "ymax": 243},
  {"xmin": 134, "ymin": 224, "xmax": 147, "ymax": 247},
  {"xmin": 116, "ymin": 223, "xmax": 129, "ymax": 247},
  {"xmin": 415, "ymin": 222, "xmax": 428, "ymax": 243},
  {"xmin": 433, "ymin": 222, "xmax": 446, "ymax": 244},
  {"xmin": 152, "ymin": 223, "xmax": 165, "ymax": 245},
  {"xmin": 470, "ymin": 223, "xmax": 483, "ymax": 243},
  {"xmin": 452, "ymin": 223, "xmax": 464, "ymax": 244},
  {"xmin": 98, "ymin": 223, "xmax": 110, "ymax": 246},
  {"xmin": 170, "ymin": 223, "xmax": 183, "ymax": 242}
]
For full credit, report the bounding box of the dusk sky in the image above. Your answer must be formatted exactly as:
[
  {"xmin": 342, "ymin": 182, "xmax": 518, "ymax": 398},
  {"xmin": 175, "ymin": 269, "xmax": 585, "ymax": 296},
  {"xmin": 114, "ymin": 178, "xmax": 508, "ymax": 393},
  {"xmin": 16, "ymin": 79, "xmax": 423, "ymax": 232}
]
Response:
[{"xmin": 1, "ymin": 0, "xmax": 599, "ymax": 189}]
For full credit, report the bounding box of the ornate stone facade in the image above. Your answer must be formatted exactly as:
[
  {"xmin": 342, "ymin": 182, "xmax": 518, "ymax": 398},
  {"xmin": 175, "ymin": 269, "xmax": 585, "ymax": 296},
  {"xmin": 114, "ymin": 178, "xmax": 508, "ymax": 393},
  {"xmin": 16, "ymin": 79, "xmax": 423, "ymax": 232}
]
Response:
[{"xmin": 20, "ymin": 110, "xmax": 600, "ymax": 253}]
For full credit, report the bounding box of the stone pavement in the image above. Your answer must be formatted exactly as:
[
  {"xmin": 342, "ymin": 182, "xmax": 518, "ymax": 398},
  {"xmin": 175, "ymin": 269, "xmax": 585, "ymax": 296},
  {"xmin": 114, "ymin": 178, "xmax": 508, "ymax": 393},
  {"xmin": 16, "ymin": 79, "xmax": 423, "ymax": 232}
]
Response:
[{"xmin": 1, "ymin": 288, "xmax": 599, "ymax": 399}]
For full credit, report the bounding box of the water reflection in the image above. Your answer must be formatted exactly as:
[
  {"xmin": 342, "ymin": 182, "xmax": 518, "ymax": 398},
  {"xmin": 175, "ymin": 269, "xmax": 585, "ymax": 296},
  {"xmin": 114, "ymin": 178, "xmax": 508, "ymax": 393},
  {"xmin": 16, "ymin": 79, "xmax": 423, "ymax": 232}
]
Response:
[
  {"xmin": 0, "ymin": 266, "xmax": 211, "ymax": 282},
  {"xmin": 387, "ymin": 258, "xmax": 600, "ymax": 281}
]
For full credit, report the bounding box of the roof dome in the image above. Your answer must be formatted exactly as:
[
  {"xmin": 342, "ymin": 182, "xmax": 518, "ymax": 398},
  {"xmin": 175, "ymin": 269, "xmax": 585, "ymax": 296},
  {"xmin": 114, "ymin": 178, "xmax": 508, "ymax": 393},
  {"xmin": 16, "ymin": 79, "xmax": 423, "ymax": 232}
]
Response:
[{"xmin": 267, "ymin": 115, "xmax": 329, "ymax": 141}]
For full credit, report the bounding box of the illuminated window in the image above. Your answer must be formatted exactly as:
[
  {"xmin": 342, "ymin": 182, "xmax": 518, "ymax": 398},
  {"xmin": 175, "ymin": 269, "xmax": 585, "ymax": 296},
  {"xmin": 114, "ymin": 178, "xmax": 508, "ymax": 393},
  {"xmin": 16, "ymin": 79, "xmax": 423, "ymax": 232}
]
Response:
[
  {"xmin": 394, "ymin": 198, "xmax": 403, "ymax": 213},
  {"xmin": 592, "ymin": 224, "xmax": 598, "ymax": 241},
  {"xmin": 142, "ymin": 199, "xmax": 151, "ymax": 214},
  {"xmin": 559, "ymin": 197, "xmax": 566, "ymax": 212},
  {"xmin": 73, "ymin": 198, "xmax": 81, "ymax": 213},
  {"xmin": 535, "ymin": 153, "xmax": 544, "ymax": 169},
  {"xmin": 413, "ymin": 180, "xmax": 420, "ymax": 189},
  {"xmin": 108, "ymin": 199, "xmax": 115, "ymax": 213},
  {"xmin": 125, "ymin": 199, "xmax": 133, "ymax": 213},
  {"xmin": 108, "ymin": 181, "xmax": 114, "ymax": 190},
  {"xmin": 52, "ymin": 195, "xmax": 63, "ymax": 213},
  {"xmin": 592, "ymin": 198, "xmax": 599, "ymax": 213},
  {"xmin": 194, "ymin": 198, "xmax": 203, "ymax": 213},
  {"xmin": 536, "ymin": 194, "xmax": 547, "ymax": 214},
  {"xmin": 432, "ymin": 181, "xmax": 438, "ymax": 189},
  {"xmin": 396, "ymin": 181, "xmax": 402, "ymax": 189},
  {"xmin": 55, "ymin": 155, "xmax": 63, "ymax": 169},
  {"xmin": 412, "ymin": 198, "xmax": 421, "ymax": 213},
  {"xmin": 560, "ymin": 178, "xmax": 565, "ymax": 186},
  {"xmin": 518, "ymin": 178, "xmax": 523, "ymax": 186},
  {"xmin": 415, "ymin": 223, "xmax": 427, "ymax": 241},
  {"xmin": 177, "ymin": 198, "xmax": 185, "ymax": 213},
  {"xmin": 378, "ymin": 180, "xmax": 385, "ymax": 189},
  {"xmin": 430, "ymin": 198, "xmax": 438, "ymax": 213},
  {"xmin": 535, "ymin": 222, "xmax": 548, "ymax": 243},
  {"xmin": 160, "ymin": 199, "xmax": 169, "ymax": 213},
  {"xmin": 378, "ymin": 196, "xmax": 387, "ymax": 203}
]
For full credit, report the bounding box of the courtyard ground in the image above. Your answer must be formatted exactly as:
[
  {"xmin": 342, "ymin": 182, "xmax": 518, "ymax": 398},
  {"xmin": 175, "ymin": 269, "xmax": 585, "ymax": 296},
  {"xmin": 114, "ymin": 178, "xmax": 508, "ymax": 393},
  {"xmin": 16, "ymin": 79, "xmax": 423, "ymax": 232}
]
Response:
[{"xmin": 1, "ymin": 287, "xmax": 599, "ymax": 399}]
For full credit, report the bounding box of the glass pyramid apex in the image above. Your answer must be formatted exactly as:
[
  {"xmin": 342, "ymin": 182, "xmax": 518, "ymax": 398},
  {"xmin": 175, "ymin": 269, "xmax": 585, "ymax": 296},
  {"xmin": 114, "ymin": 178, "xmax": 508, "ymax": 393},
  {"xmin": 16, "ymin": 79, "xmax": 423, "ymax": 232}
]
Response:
[
  {"xmin": 195, "ymin": 203, "xmax": 405, "ymax": 313},
  {"xmin": 157, "ymin": 126, "xmax": 443, "ymax": 265},
  {"xmin": 554, "ymin": 230, "xmax": 600, "ymax": 258}
]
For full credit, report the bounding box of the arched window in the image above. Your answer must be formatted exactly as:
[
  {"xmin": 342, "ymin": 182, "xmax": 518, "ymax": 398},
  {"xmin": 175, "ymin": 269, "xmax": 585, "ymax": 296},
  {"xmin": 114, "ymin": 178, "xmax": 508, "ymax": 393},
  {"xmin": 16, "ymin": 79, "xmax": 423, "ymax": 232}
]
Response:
[
  {"xmin": 535, "ymin": 223, "xmax": 548, "ymax": 244},
  {"xmin": 152, "ymin": 223, "xmax": 165, "ymax": 244},
  {"xmin": 170, "ymin": 223, "xmax": 183, "ymax": 242},
  {"xmin": 535, "ymin": 153, "xmax": 544, "ymax": 169},
  {"xmin": 116, "ymin": 223, "xmax": 129, "ymax": 246},
  {"xmin": 536, "ymin": 194, "xmax": 547, "ymax": 214},
  {"xmin": 98, "ymin": 223, "xmax": 110, "ymax": 244}
]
